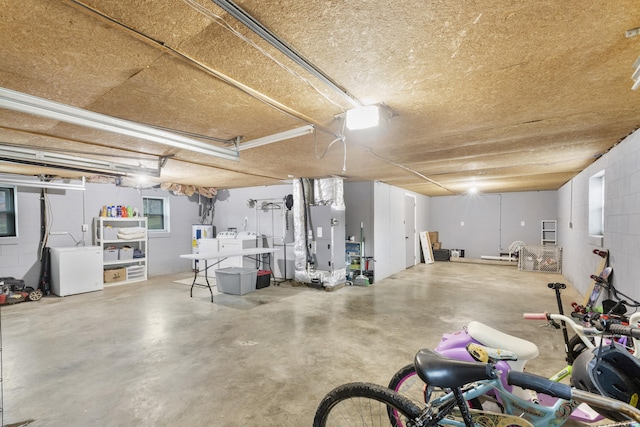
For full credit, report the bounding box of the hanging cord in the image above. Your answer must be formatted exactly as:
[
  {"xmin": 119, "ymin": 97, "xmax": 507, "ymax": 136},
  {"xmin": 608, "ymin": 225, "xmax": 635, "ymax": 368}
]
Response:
[{"xmin": 314, "ymin": 118, "xmax": 347, "ymax": 172}]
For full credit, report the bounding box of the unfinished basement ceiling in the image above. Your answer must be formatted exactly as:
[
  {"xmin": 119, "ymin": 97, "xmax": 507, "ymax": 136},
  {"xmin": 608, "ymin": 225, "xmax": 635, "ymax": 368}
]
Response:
[{"xmin": 1, "ymin": 1, "xmax": 639, "ymax": 196}]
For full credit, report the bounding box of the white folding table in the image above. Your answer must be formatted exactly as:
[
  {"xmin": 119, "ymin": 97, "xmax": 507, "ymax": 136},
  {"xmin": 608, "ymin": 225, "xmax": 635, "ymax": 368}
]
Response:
[{"xmin": 179, "ymin": 247, "xmax": 280, "ymax": 302}]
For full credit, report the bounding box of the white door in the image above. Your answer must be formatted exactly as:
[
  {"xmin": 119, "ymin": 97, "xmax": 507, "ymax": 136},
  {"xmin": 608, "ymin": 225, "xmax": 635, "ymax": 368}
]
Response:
[{"xmin": 405, "ymin": 194, "xmax": 416, "ymax": 268}]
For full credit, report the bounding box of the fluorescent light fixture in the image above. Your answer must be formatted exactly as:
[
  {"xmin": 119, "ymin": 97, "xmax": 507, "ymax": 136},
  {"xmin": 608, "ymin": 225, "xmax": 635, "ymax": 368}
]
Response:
[
  {"xmin": 0, "ymin": 87, "xmax": 239, "ymax": 161},
  {"xmin": 0, "ymin": 175, "xmax": 86, "ymax": 191},
  {"xmin": 237, "ymin": 125, "xmax": 314, "ymax": 151},
  {"xmin": 0, "ymin": 145, "xmax": 162, "ymax": 176}
]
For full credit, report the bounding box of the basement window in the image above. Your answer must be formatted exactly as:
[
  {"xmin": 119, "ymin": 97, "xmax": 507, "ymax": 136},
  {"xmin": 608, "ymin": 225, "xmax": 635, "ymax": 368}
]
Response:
[
  {"xmin": 0, "ymin": 186, "xmax": 18, "ymax": 238},
  {"xmin": 588, "ymin": 171, "xmax": 604, "ymax": 245},
  {"xmin": 143, "ymin": 196, "xmax": 170, "ymax": 234}
]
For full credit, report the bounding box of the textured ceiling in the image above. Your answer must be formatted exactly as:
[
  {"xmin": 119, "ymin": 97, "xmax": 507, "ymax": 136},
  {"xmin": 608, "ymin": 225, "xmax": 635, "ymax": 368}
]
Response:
[{"xmin": 1, "ymin": 0, "xmax": 639, "ymax": 196}]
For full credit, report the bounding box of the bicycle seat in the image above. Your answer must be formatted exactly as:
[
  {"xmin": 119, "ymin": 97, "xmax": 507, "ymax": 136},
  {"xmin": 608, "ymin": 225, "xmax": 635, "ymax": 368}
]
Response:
[
  {"xmin": 467, "ymin": 321, "xmax": 539, "ymax": 366},
  {"xmin": 414, "ymin": 348, "xmax": 497, "ymax": 389}
]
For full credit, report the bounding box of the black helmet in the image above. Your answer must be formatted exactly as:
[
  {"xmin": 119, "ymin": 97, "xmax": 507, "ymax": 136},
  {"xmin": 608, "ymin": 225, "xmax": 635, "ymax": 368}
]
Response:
[{"xmin": 570, "ymin": 343, "xmax": 640, "ymax": 421}]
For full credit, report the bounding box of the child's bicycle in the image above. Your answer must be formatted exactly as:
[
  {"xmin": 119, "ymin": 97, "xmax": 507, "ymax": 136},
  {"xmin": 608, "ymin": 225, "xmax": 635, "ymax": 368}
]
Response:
[
  {"xmin": 385, "ymin": 311, "xmax": 640, "ymax": 426},
  {"xmin": 313, "ymin": 344, "xmax": 640, "ymax": 426}
]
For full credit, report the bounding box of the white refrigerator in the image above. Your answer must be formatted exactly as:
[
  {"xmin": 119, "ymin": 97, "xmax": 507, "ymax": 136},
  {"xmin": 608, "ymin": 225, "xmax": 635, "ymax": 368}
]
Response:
[{"xmin": 50, "ymin": 246, "xmax": 104, "ymax": 296}]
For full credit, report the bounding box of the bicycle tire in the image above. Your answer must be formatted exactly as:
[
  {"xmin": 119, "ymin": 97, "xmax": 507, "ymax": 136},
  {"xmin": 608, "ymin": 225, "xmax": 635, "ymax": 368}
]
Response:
[
  {"xmin": 568, "ymin": 334, "xmax": 592, "ymax": 362},
  {"xmin": 388, "ymin": 363, "xmax": 483, "ymax": 426},
  {"xmin": 313, "ymin": 382, "xmax": 423, "ymax": 427}
]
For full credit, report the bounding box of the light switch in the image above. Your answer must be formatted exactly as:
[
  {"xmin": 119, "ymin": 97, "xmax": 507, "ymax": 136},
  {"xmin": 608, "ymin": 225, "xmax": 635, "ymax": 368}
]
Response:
[
  {"xmin": 521, "ymin": 221, "xmax": 525, "ymax": 227},
  {"xmin": 460, "ymin": 221, "xmax": 465, "ymax": 226}
]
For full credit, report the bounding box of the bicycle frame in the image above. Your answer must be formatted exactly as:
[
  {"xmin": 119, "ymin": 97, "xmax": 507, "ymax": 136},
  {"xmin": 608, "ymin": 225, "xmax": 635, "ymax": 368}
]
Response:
[
  {"xmin": 431, "ymin": 320, "xmax": 600, "ymax": 423},
  {"xmin": 423, "ymin": 376, "xmax": 577, "ymax": 427}
]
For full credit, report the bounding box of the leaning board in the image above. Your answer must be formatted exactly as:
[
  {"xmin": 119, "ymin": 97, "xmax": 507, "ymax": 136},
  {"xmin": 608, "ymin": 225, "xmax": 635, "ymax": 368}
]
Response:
[{"xmin": 419, "ymin": 231, "xmax": 434, "ymax": 264}]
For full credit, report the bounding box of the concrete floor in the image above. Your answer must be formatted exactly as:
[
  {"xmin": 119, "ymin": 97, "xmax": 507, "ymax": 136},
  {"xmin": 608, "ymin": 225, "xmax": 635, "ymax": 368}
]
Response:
[{"xmin": 2, "ymin": 262, "xmax": 588, "ymax": 426}]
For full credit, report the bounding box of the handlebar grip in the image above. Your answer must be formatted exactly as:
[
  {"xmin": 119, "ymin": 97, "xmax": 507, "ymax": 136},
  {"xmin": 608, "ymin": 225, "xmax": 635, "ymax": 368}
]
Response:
[
  {"xmin": 523, "ymin": 313, "xmax": 548, "ymax": 320},
  {"xmin": 607, "ymin": 324, "xmax": 640, "ymax": 339},
  {"xmin": 507, "ymin": 371, "xmax": 572, "ymax": 401}
]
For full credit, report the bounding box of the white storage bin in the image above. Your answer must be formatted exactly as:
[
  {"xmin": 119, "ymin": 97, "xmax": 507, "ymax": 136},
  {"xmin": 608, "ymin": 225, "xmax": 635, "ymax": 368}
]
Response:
[
  {"xmin": 215, "ymin": 267, "xmax": 258, "ymax": 295},
  {"xmin": 101, "ymin": 227, "xmax": 119, "ymax": 240},
  {"xmin": 119, "ymin": 247, "xmax": 134, "ymax": 260},
  {"xmin": 126, "ymin": 265, "xmax": 145, "ymax": 280},
  {"xmin": 104, "ymin": 248, "xmax": 118, "ymax": 262}
]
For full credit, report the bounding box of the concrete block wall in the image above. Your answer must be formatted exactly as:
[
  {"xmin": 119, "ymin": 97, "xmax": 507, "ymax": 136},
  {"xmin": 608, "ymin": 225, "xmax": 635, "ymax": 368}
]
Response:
[
  {"xmin": 0, "ymin": 180, "xmax": 201, "ymax": 287},
  {"xmin": 558, "ymin": 129, "xmax": 640, "ymax": 299}
]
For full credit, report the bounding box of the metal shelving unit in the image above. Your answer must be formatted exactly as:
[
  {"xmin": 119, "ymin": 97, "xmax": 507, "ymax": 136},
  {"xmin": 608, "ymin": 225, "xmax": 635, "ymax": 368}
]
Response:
[{"xmin": 541, "ymin": 220, "xmax": 557, "ymax": 245}]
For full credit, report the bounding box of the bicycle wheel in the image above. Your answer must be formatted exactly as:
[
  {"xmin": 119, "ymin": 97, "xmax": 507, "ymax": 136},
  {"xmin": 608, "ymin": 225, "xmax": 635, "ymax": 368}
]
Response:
[{"xmin": 313, "ymin": 382, "xmax": 423, "ymax": 427}]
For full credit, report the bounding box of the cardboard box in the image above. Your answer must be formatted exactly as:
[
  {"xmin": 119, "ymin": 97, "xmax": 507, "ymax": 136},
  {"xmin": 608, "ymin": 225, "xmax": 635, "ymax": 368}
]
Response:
[
  {"xmin": 428, "ymin": 231, "xmax": 439, "ymax": 244},
  {"xmin": 104, "ymin": 268, "xmax": 126, "ymax": 283}
]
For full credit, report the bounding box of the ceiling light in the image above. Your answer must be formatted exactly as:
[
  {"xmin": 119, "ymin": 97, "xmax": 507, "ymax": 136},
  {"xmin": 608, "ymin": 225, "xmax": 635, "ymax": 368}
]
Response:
[
  {"xmin": 345, "ymin": 105, "xmax": 380, "ymax": 130},
  {"xmin": 345, "ymin": 104, "xmax": 393, "ymax": 131},
  {"xmin": 237, "ymin": 125, "xmax": 314, "ymax": 151},
  {"xmin": 0, "ymin": 88, "xmax": 239, "ymax": 161},
  {"xmin": 468, "ymin": 187, "xmax": 478, "ymax": 194},
  {"xmin": 0, "ymin": 175, "xmax": 86, "ymax": 191}
]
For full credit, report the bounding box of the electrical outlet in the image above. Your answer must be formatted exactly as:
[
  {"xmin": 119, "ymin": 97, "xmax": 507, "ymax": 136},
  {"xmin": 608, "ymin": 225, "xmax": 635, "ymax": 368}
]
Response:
[{"xmin": 82, "ymin": 224, "xmax": 88, "ymax": 232}]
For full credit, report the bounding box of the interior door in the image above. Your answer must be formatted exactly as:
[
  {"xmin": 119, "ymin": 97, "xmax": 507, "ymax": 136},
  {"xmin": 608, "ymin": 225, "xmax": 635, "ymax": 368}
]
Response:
[{"xmin": 405, "ymin": 194, "xmax": 416, "ymax": 268}]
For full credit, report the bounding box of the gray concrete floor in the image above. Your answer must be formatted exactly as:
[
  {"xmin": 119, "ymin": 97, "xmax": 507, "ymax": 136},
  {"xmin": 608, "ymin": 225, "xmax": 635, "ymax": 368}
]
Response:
[{"xmin": 2, "ymin": 262, "xmax": 588, "ymax": 426}]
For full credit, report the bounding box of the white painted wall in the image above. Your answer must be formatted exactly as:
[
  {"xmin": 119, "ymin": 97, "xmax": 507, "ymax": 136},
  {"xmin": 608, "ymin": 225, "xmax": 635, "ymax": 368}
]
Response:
[
  {"xmin": 211, "ymin": 183, "xmax": 295, "ymax": 279},
  {"xmin": 429, "ymin": 191, "xmax": 557, "ymax": 259},
  {"xmin": 344, "ymin": 181, "xmax": 431, "ymax": 281},
  {"xmin": 558, "ymin": 129, "xmax": 640, "ymax": 300},
  {"xmin": 0, "ymin": 181, "xmax": 202, "ymax": 287},
  {"xmin": 344, "ymin": 181, "xmax": 374, "ymax": 257}
]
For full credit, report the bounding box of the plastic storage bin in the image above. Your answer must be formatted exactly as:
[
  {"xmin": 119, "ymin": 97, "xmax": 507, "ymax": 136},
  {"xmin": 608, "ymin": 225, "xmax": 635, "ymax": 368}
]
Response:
[
  {"xmin": 215, "ymin": 267, "xmax": 258, "ymax": 295},
  {"xmin": 126, "ymin": 265, "xmax": 145, "ymax": 281},
  {"xmin": 256, "ymin": 270, "xmax": 271, "ymax": 289},
  {"xmin": 104, "ymin": 248, "xmax": 118, "ymax": 262},
  {"xmin": 119, "ymin": 246, "xmax": 133, "ymax": 260}
]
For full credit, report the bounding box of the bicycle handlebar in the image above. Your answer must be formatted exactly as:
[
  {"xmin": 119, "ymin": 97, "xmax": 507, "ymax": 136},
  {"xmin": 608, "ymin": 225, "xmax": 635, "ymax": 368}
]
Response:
[
  {"xmin": 523, "ymin": 312, "xmax": 547, "ymax": 320},
  {"xmin": 525, "ymin": 312, "xmax": 640, "ymax": 338},
  {"xmin": 603, "ymin": 322, "xmax": 640, "ymax": 339},
  {"xmin": 507, "ymin": 371, "xmax": 640, "ymax": 421}
]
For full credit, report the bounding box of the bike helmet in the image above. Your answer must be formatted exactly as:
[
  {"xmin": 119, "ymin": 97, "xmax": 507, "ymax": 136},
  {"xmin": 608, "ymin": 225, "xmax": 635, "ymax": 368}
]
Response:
[{"xmin": 570, "ymin": 343, "xmax": 640, "ymax": 421}]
